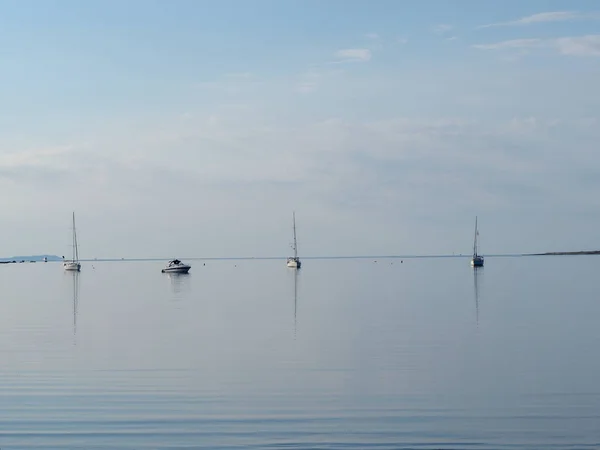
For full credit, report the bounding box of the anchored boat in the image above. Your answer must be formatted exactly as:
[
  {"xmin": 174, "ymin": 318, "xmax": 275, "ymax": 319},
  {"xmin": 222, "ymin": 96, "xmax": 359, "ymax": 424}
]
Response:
[
  {"xmin": 63, "ymin": 212, "xmax": 81, "ymax": 272},
  {"xmin": 162, "ymin": 259, "xmax": 191, "ymax": 274},
  {"xmin": 286, "ymin": 212, "xmax": 301, "ymax": 269},
  {"xmin": 471, "ymin": 216, "xmax": 484, "ymax": 267}
]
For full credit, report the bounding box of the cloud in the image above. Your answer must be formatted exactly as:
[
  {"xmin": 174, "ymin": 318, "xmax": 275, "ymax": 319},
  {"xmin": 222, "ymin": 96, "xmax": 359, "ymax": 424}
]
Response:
[
  {"xmin": 397, "ymin": 38, "xmax": 409, "ymax": 44},
  {"xmin": 224, "ymin": 72, "xmax": 254, "ymax": 79},
  {"xmin": 472, "ymin": 38, "xmax": 544, "ymax": 50},
  {"xmin": 473, "ymin": 35, "xmax": 600, "ymax": 56},
  {"xmin": 365, "ymin": 32, "xmax": 379, "ymax": 39},
  {"xmin": 294, "ymin": 68, "xmax": 345, "ymax": 94},
  {"xmin": 478, "ymin": 10, "xmax": 600, "ymax": 28},
  {"xmin": 0, "ymin": 145, "xmax": 73, "ymax": 167},
  {"xmin": 332, "ymin": 48, "xmax": 372, "ymax": 63},
  {"xmin": 296, "ymin": 82, "xmax": 317, "ymax": 93},
  {"xmin": 432, "ymin": 24, "xmax": 453, "ymax": 34},
  {"xmin": 556, "ymin": 35, "xmax": 600, "ymax": 56},
  {"xmin": 2, "ymin": 111, "xmax": 600, "ymax": 257}
]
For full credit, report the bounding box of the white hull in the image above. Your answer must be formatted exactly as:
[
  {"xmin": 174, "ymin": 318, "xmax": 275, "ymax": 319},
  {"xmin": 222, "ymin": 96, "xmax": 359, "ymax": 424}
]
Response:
[
  {"xmin": 162, "ymin": 266, "xmax": 190, "ymax": 274},
  {"xmin": 64, "ymin": 262, "xmax": 81, "ymax": 271},
  {"xmin": 162, "ymin": 263, "xmax": 191, "ymax": 274},
  {"xmin": 287, "ymin": 258, "xmax": 301, "ymax": 268}
]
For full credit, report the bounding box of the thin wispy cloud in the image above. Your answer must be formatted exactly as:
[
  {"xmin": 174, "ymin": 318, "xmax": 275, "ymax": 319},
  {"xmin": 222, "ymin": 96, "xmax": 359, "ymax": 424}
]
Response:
[
  {"xmin": 295, "ymin": 70, "xmax": 320, "ymax": 94},
  {"xmin": 332, "ymin": 48, "xmax": 372, "ymax": 63},
  {"xmin": 432, "ymin": 24, "xmax": 453, "ymax": 34},
  {"xmin": 365, "ymin": 32, "xmax": 380, "ymax": 39},
  {"xmin": 296, "ymin": 81, "xmax": 317, "ymax": 94},
  {"xmin": 473, "ymin": 35, "xmax": 600, "ymax": 56},
  {"xmin": 397, "ymin": 38, "xmax": 409, "ymax": 44},
  {"xmin": 556, "ymin": 35, "xmax": 600, "ymax": 56},
  {"xmin": 477, "ymin": 10, "xmax": 600, "ymax": 29},
  {"xmin": 224, "ymin": 72, "xmax": 254, "ymax": 79},
  {"xmin": 473, "ymin": 38, "xmax": 544, "ymax": 51}
]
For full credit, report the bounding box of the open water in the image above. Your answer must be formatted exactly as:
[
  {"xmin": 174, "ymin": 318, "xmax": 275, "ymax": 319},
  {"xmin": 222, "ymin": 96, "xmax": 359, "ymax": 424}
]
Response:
[{"xmin": 0, "ymin": 256, "xmax": 599, "ymax": 449}]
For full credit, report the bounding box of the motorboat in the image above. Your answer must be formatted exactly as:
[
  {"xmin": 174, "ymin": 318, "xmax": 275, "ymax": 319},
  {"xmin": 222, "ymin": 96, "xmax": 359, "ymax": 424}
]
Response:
[{"xmin": 162, "ymin": 259, "xmax": 191, "ymax": 274}]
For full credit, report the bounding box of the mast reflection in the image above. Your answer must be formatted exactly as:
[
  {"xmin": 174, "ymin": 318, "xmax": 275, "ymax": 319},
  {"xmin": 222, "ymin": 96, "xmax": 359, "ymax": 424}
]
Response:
[
  {"xmin": 68, "ymin": 271, "xmax": 80, "ymax": 341},
  {"xmin": 294, "ymin": 269, "xmax": 298, "ymax": 338},
  {"xmin": 473, "ymin": 266, "xmax": 481, "ymax": 327}
]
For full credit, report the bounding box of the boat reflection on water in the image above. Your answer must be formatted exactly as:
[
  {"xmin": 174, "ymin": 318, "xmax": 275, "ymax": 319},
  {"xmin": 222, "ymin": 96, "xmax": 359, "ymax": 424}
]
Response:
[
  {"xmin": 66, "ymin": 271, "xmax": 80, "ymax": 343},
  {"xmin": 167, "ymin": 272, "xmax": 191, "ymax": 302},
  {"xmin": 473, "ymin": 266, "xmax": 481, "ymax": 327},
  {"xmin": 292, "ymin": 269, "xmax": 299, "ymax": 339}
]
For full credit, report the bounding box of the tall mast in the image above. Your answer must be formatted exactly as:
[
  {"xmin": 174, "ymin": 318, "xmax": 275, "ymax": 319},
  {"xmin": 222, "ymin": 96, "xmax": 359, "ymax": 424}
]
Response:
[
  {"xmin": 72, "ymin": 212, "xmax": 79, "ymax": 263},
  {"xmin": 473, "ymin": 216, "xmax": 478, "ymax": 257},
  {"xmin": 292, "ymin": 212, "xmax": 298, "ymax": 259}
]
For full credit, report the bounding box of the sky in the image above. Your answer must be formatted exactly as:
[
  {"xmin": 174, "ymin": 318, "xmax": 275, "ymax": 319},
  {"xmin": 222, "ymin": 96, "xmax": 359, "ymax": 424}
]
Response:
[{"xmin": 1, "ymin": 0, "xmax": 600, "ymax": 258}]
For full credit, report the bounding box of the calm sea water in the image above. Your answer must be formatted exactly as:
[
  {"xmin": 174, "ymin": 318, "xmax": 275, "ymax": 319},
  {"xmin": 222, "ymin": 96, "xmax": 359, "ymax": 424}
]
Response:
[{"xmin": 1, "ymin": 256, "xmax": 599, "ymax": 449}]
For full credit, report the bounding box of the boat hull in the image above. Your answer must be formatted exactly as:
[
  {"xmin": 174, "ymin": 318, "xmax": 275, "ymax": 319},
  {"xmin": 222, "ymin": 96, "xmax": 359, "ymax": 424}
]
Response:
[
  {"xmin": 287, "ymin": 258, "xmax": 301, "ymax": 269},
  {"xmin": 471, "ymin": 257, "xmax": 484, "ymax": 267},
  {"xmin": 162, "ymin": 265, "xmax": 191, "ymax": 274},
  {"xmin": 64, "ymin": 262, "xmax": 81, "ymax": 272}
]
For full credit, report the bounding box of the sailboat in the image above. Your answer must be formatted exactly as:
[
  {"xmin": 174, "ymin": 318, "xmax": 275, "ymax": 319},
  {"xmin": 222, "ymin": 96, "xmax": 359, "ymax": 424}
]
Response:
[
  {"xmin": 470, "ymin": 216, "xmax": 484, "ymax": 267},
  {"xmin": 63, "ymin": 212, "xmax": 81, "ymax": 272},
  {"xmin": 286, "ymin": 212, "xmax": 301, "ymax": 269}
]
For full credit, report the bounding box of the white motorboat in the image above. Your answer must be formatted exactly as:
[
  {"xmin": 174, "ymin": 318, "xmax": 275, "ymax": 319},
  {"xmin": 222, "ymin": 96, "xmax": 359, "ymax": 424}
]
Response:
[
  {"xmin": 287, "ymin": 212, "xmax": 301, "ymax": 269},
  {"xmin": 64, "ymin": 212, "xmax": 81, "ymax": 272},
  {"xmin": 162, "ymin": 259, "xmax": 191, "ymax": 274},
  {"xmin": 470, "ymin": 216, "xmax": 484, "ymax": 267}
]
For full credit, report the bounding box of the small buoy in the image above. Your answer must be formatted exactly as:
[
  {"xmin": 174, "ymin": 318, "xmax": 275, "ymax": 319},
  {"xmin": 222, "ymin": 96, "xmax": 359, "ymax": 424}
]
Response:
[{"xmin": 401, "ymin": 260, "xmax": 403, "ymax": 263}]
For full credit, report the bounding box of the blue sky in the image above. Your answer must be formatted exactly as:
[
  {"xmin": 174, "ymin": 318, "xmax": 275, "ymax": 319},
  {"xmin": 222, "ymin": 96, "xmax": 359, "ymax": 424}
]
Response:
[{"xmin": 0, "ymin": 0, "xmax": 599, "ymax": 258}]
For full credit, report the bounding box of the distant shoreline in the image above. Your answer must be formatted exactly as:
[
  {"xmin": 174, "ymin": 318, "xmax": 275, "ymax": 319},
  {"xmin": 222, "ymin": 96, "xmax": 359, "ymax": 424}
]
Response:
[
  {"xmin": 2, "ymin": 251, "xmax": 600, "ymax": 263},
  {"xmin": 526, "ymin": 250, "xmax": 600, "ymax": 256}
]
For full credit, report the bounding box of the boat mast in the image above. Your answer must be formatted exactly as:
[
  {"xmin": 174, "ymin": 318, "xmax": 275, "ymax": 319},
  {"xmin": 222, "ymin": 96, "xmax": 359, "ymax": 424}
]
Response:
[
  {"xmin": 72, "ymin": 212, "xmax": 79, "ymax": 263},
  {"xmin": 473, "ymin": 216, "xmax": 478, "ymax": 257},
  {"xmin": 292, "ymin": 212, "xmax": 298, "ymax": 259}
]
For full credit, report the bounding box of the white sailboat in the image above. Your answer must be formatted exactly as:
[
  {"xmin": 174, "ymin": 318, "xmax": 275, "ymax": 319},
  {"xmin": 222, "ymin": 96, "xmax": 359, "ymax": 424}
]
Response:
[
  {"xmin": 63, "ymin": 212, "xmax": 81, "ymax": 272},
  {"xmin": 286, "ymin": 212, "xmax": 301, "ymax": 269},
  {"xmin": 471, "ymin": 216, "xmax": 484, "ymax": 267}
]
